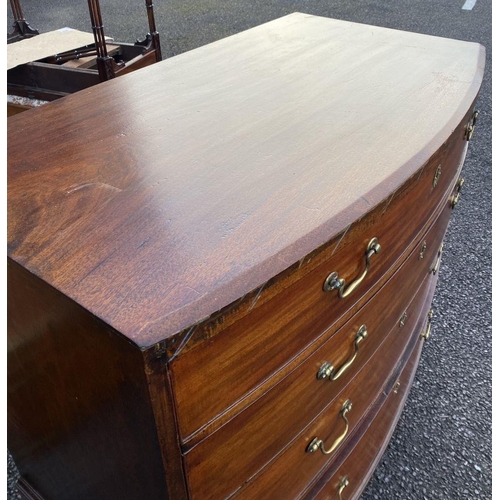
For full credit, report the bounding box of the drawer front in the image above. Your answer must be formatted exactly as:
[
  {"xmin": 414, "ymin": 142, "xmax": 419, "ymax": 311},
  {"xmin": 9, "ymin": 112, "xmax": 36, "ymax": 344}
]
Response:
[
  {"xmin": 170, "ymin": 112, "xmax": 471, "ymax": 440},
  {"xmin": 229, "ymin": 276, "xmax": 433, "ymax": 500},
  {"xmin": 309, "ymin": 333, "xmax": 425, "ymax": 500},
  {"xmin": 184, "ymin": 202, "xmax": 451, "ymax": 500},
  {"xmin": 307, "ymin": 254, "xmax": 440, "ymax": 500}
]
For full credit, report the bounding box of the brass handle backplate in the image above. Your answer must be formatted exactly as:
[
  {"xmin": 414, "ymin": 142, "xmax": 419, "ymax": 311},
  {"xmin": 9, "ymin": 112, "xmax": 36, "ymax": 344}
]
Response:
[
  {"xmin": 465, "ymin": 110, "xmax": 479, "ymax": 141},
  {"xmin": 317, "ymin": 325, "xmax": 368, "ymax": 381},
  {"xmin": 432, "ymin": 165, "xmax": 441, "ymax": 189},
  {"xmin": 324, "ymin": 238, "xmax": 382, "ymax": 299},
  {"xmin": 419, "ymin": 240, "xmax": 427, "ymax": 259},
  {"xmin": 393, "ymin": 380, "xmax": 401, "ymax": 394},
  {"xmin": 431, "ymin": 243, "xmax": 444, "ymax": 275},
  {"xmin": 307, "ymin": 400, "xmax": 352, "ymax": 455},
  {"xmin": 421, "ymin": 309, "xmax": 433, "ymax": 341},
  {"xmin": 338, "ymin": 476, "xmax": 349, "ymax": 499},
  {"xmin": 450, "ymin": 177, "xmax": 465, "ymax": 209}
]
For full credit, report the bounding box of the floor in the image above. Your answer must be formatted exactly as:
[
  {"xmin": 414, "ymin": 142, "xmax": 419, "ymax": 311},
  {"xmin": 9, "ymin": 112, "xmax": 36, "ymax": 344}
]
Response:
[{"xmin": 7, "ymin": 0, "xmax": 492, "ymax": 498}]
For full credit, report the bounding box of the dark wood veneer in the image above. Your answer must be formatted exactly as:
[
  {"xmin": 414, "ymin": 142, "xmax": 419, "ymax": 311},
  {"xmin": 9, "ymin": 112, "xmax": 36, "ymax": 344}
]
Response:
[
  {"xmin": 169, "ymin": 108, "xmax": 470, "ymax": 360},
  {"xmin": 7, "ymin": 261, "xmax": 172, "ymax": 500}
]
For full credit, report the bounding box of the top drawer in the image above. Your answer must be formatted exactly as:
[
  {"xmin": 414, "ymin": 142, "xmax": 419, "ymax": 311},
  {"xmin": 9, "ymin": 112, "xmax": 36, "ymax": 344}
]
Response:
[{"xmin": 170, "ymin": 108, "xmax": 474, "ymax": 440}]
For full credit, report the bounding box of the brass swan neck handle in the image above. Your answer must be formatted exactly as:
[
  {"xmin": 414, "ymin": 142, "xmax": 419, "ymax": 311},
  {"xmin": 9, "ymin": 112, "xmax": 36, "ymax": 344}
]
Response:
[
  {"xmin": 323, "ymin": 238, "xmax": 382, "ymax": 299},
  {"xmin": 317, "ymin": 325, "xmax": 368, "ymax": 381},
  {"xmin": 307, "ymin": 400, "xmax": 352, "ymax": 455}
]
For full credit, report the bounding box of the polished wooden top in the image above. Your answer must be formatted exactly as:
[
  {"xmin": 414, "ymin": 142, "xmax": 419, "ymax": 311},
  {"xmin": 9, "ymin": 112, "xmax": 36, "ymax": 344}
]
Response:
[{"xmin": 7, "ymin": 13, "xmax": 484, "ymax": 346}]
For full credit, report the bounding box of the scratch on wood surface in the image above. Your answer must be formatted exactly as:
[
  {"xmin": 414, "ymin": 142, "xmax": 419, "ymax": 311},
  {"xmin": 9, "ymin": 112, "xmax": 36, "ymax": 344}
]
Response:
[
  {"xmin": 300, "ymin": 204, "xmax": 321, "ymax": 212},
  {"xmin": 382, "ymin": 192, "xmax": 396, "ymax": 215},
  {"xmin": 66, "ymin": 182, "xmax": 122, "ymax": 194},
  {"xmin": 184, "ymin": 285, "xmax": 202, "ymax": 297},
  {"xmin": 150, "ymin": 177, "xmax": 169, "ymax": 188},
  {"xmin": 331, "ymin": 224, "xmax": 351, "ymax": 256},
  {"xmin": 77, "ymin": 245, "xmax": 122, "ymax": 285},
  {"xmin": 136, "ymin": 237, "xmax": 151, "ymax": 249},
  {"xmin": 235, "ymin": 293, "xmax": 247, "ymax": 305},
  {"xmin": 168, "ymin": 324, "xmax": 199, "ymax": 362},
  {"xmin": 298, "ymin": 256, "xmax": 305, "ymax": 269},
  {"xmin": 361, "ymin": 196, "xmax": 371, "ymax": 207},
  {"xmin": 248, "ymin": 281, "xmax": 267, "ymax": 311}
]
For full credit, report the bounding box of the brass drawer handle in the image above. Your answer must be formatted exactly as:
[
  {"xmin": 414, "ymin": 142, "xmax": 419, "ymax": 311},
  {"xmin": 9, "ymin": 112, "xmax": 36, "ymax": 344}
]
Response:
[
  {"xmin": 317, "ymin": 325, "xmax": 368, "ymax": 381},
  {"xmin": 431, "ymin": 243, "xmax": 444, "ymax": 275},
  {"xmin": 465, "ymin": 110, "xmax": 479, "ymax": 141},
  {"xmin": 421, "ymin": 309, "xmax": 433, "ymax": 341},
  {"xmin": 307, "ymin": 400, "xmax": 352, "ymax": 455},
  {"xmin": 324, "ymin": 238, "xmax": 382, "ymax": 298},
  {"xmin": 450, "ymin": 177, "xmax": 465, "ymax": 209},
  {"xmin": 338, "ymin": 476, "xmax": 349, "ymax": 499}
]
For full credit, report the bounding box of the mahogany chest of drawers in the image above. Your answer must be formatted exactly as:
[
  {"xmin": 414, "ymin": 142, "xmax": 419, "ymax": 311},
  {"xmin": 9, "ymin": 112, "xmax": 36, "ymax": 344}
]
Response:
[{"xmin": 7, "ymin": 13, "xmax": 485, "ymax": 500}]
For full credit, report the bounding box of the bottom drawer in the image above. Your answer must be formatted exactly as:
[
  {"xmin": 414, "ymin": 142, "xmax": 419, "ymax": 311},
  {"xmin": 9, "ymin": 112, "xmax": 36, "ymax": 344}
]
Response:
[
  {"xmin": 308, "ymin": 321, "xmax": 427, "ymax": 500},
  {"xmin": 230, "ymin": 271, "xmax": 436, "ymax": 500}
]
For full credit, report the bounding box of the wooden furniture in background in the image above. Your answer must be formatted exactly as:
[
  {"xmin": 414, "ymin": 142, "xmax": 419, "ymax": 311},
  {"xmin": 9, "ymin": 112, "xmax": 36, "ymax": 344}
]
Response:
[
  {"xmin": 85, "ymin": 0, "xmax": 161, "ymax": 81},
  {"xmin": 7, "ymin": 13, "xmax": 484, "ymax": 500},
  {"xmin": 7, "ymin": 0, "xmax": 162, "ymax": 115},
  {"xmin": 7, "ymin": 0, "xmax": 39, "ymax": 44}
]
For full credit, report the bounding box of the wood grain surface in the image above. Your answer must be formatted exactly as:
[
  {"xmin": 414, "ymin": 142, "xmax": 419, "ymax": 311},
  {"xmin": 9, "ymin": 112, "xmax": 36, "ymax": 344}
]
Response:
[
  {"xmin": 164, "ymin": 102, "xmax": 473, "ymax": 361},
  {"xmin": 7, "ymin": 13, "xmax": 484, "ymax": 347}
]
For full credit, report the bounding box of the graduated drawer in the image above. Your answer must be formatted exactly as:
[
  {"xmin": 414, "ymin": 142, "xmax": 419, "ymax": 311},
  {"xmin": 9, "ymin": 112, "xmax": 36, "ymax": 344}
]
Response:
[
  {"xmin": 308, "ymin": 265, "xmax": 440, "ymax": 500},
  {"xmin": 169, "ymin": 109, "xmax": 471, "ymax": 441},
  {"xmin": 228, "ymin": 272, "xmax": 434, "ymax": 500},
  {"xmin": 308, "ymin": 329, "xmax": 426, "ymax": 500},
  {"xmin": 182, "ymin": 202, "xmax": 452, "ymax": 500}
]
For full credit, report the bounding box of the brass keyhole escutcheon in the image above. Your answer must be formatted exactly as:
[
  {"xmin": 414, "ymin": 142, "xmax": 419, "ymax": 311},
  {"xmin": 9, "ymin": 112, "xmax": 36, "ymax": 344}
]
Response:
[
  {"xmin": 399, "ymin": 311, "xmax": 407, "ymax": 327},
  {"xmin": 432, "ymin": 164, "xmax": 441, "ymax": 188}
]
